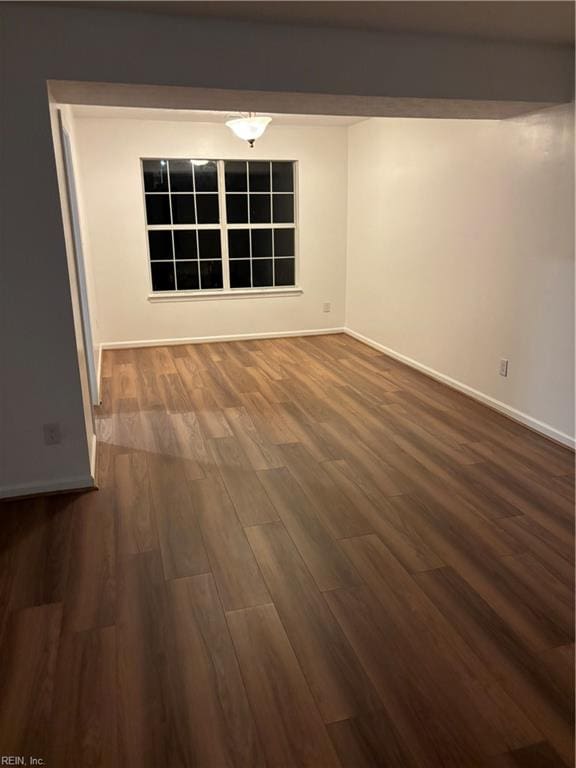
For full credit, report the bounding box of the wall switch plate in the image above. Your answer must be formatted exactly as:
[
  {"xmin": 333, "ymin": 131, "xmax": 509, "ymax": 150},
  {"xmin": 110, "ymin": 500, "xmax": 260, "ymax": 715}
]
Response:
[
  {"xmin": 323, "ymin": 302, "xmax": 332, "ymax": 313},
  {"xmin": 499, "ymin": 359, "xmax": 509, "ymax": 377},
  {"xmin": 43, "ymin": 423, "xmax": 61, "ymax": 445}
]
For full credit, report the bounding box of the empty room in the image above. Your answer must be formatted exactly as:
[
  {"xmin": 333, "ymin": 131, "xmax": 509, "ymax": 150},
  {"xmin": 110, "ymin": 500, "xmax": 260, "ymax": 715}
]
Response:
[{"xmin": 0, "ymin": 2, "xmax": 574, "ymax": 767}]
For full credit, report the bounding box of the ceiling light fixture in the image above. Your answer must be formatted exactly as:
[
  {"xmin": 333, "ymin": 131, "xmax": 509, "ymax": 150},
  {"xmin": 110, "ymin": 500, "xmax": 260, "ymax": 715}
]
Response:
[
  {"xmin": 190, "ymin": 159, "xmax": 209, "ymax": 166},
  {"xmin": 226, "ymin": 113, "xmax": 272, "ymax": 148}
]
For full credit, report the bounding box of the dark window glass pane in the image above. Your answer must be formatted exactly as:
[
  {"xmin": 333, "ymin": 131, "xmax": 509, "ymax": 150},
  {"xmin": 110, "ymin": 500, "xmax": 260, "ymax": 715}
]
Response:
[
  {"xmin": 250, "ymin": 194, "xmax": 271, "ymax": 224},
  {"xmin": 176, "ymin": 261, "xmax": 200, "ymax": 290},
  {"xmin": 194, "ymin": 161, "xmax": 218, "ymax": 192},
  {"xmin": 143, "ymin": 160, "xmax": 168, "ymax": 192},
  {"xmin": 151, "ymin": 261, "xmax": 175, "ymax": 291},
  {"xmin": 272, "ymin": 162, "xmax": 294, "ymax": 192},
  {"xmin": 174, "ymin": 230, "xmax": 198, "ymax": 260},
  {"xmin": 198, "ymin": 230, "xmax": 222, "ymax": 260},
  {"xmin": 228, "ymin": 229, "xmax": 250, "ymax": 259},
  {"xmin": 169, "ymin": 159, "xmax": 194, "ymax": 192},
  {"xmin": 148, "ymin": 230, "xmax": 173, "ymax": 260},
  {"xmin": 273, "ymin": 194, "xmax": 294, "ymax": 223},
  {"xmin": 171, "ymin": 194, "xmax": 195, "ymax": 224},
  {"xmin": 196, "ymin": 194, "xmax": 220, "ymax": 224},
  {"xmin": 249, "ymin": 161, "xmax": 271, "ymax": 192},
  {"xmin": 230, "ymin": 259, "xmax": 252, "ymax": 288},
  {"xmin": 252, "ymin": 259, "xmax": 273, "ymax": 287},
  {"xmin": 200, "ymin": 260, "xmax": 223, "ymax": 289},
  {"xmin": 275, "ymin": 258, "xmax": 295, "ymax": 286},
  {"xmin": 226, "ymin": 194, "xmax": 248, "ymax": 224},
  {"xmin": 251, "ymin": 229, "xmax": 273, "ymax": 258},
  {"xmin": 146, "ymin": 194, "xmax": 171, "ymax": 225},
  {"xmin": 225, "ymin": 161, "xmax": 247, "ymax": 192},
  {"xmin": 274, "ymin": 228, "xmax": 295, "ymax": 257}
]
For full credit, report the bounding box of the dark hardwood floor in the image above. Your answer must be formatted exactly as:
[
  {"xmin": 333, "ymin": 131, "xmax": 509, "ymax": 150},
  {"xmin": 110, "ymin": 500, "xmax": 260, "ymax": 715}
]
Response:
[{"xmin": 0, "ymin": 333, "xmax": 573, "ymax": 767}]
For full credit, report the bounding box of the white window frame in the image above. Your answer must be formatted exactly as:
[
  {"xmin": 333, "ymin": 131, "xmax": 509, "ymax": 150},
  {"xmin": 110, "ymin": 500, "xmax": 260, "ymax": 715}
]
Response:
[{"xmin": 142, "ymin": 158, "xmax": 302, "ymax": 301}]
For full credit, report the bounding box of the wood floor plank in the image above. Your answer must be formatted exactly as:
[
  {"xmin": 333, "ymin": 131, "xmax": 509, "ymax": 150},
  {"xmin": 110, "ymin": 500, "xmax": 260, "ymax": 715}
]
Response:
[
  {"xmin": 280, "ymin": 442, "xmax": 374, "ymax": 539},
  {"xmin": 463, "ymin": 461, "xmax": 573, "ymax": 537},
  {"xmin": 274, "ymin": 400, "xmax": 340, "ymax": 461},
  {"xmin": 0, "ymin": 496, "xmax": 73, "ymax": 612},
  {"xmin": 497, "ymin": 552, "xmax": 574, "ymax": 641},
  {"xmin": 147, "ymin": 454, "xmax": 210, "ymax": 580},
  {"xmin": 190, "ymin": 476, "xmax": 271, "ymax": 610},
  {"xmin": 64, "ymin": 489, "xmax": 116, "ymax": 632},
  {"xmin": 321, "ymin": 460, "xmax": 444, "ymax": 572},
  {"xmin": 387, "ymin": 494, "xmax": 569, "ymax": 652},
  {"xmin": 339, "ymin": 534, "xmax": 540, "ymax": 759},
  {"xmin": 325, "ymin": 584, "xmax": 487, "ymax": 768},
  {"xmin": 246, "ymin": 521, "xmax": 381, "ymax": 723},
  {"xmin": 208, "ymin": 436, "xmax": 279, "ymax": 526},
  {"xmin": 173, "ymin": 352, "xmax": 204, "ymax": 391},
  {"xmin": 497, "ymin": 515, "xmax": 574, "ymax": 586},
  {"xmin": 115, "ymin": 452, "xmax": 157, "ymax": 555},
  {"xmin": 0, "ymin": 603, "xmax": 63, "ymax": 760},
  {"xmin": 116, "ymin": 551, "xmax": 169, "ymax": 768},
  {"xmin": 315, "ymin": 418, "xmax": 406, "ymax": 497},
  {"xmin": 484, "ymin": 741, "xmax": 570, "ymax": 767},
  {"xmin": 132, "ymin": 351, "xmax": 164, "ymax": 410},
  {"xmin": 415, "ymin": 566, "xmax": 574, "ymax": 765},
  {"xmin": 327, "ymin": 711, "xmax": 421, "ymax": 768},
  {"xmin": 239, "ymin": 390, "xmax": 299, "ymax": 444},
  {"xmin": 186, "ymin": 386, "xmax": 233, "ymax": 439},
  {"xmin": 224, "ymin": 405, "xmax": 285, "ymax": 470},
  {"xmin": 165, "ymin": 573, "xmax": 265, "ymax": 767},
  {"xmin": 539, "ymin": 644, "xmax": 574, "ymax": 703},
  {"xmin": 257, "ymin": 466, "xmax": 361, "ymax": 591},
  {"xmin": 49, "ymin": 626, "xmax": 117, "ymax": 767},
  {"xmin": 200, "ymin": 365, "xmax": 244, "ymax": 408},
  {"xmin": 111, "ymin": 361, "xmax": 138, "ymax": 401},
  {"xmin": 226, "ymin": 603, "xmax": 341, "ymax": 768},
  {"xmin": 169, "ymin": 411, "xmax": 208, "ymax": 480}
]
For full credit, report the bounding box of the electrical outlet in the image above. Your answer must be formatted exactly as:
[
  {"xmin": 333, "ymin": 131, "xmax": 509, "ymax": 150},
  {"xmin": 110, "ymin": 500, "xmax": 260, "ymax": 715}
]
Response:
[
  {"xmin": 323, "ymin": 302, "xmax": 332, "ymax": 313},
  {"xmin": 499, "ymin": 359, "xmax": 509, "ymax": 377},
  {"xmin": 43, "ymin": 423, "xmax": 61, "ymax": 445}
]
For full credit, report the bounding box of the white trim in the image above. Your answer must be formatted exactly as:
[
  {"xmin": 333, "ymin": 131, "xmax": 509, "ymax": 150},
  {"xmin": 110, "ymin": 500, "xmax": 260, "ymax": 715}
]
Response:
[
  {"xmin": 0, "ymin": 473, "xmax": 97, "ymax": 500},
  {"xmin": 101, "ymin": 327, "xmax": 345, "ymax": 350},
  {"xmin": 148, "ymin": 286, "xmax": 303, "ymax": 302},
  {"xmin": 95, "ymin": 343, "xmax": 103, "ymax": 403},
  {"xmin": 345, "ymin": 329, "xmax": 575, "ymax": 450},
  {"xmin": 89, "ymin": 431, "xmax": 98, "ymax": 480}
]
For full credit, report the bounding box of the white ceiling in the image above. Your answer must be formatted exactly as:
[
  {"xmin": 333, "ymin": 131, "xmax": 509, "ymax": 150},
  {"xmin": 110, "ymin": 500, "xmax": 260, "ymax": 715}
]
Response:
[
  {"xmin": 58, "ymin": 1, "xmax": 574, "ymax": 45},
  {"xmin": 71, "ymin": 105, "xmax": 366, "ymax": 127}
]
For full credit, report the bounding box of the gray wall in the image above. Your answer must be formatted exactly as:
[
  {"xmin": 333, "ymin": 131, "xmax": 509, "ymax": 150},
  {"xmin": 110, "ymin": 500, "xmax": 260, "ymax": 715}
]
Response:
[{"xmin": 0, "ymin": 3, "xmax": 573, "ymax": 494}]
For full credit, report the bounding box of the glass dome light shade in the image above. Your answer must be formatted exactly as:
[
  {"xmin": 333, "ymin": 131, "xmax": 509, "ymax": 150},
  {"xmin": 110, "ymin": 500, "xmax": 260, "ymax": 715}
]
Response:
[{"xmin": 226, "ymin": 116, "xmax": 272, "ymax": 145}]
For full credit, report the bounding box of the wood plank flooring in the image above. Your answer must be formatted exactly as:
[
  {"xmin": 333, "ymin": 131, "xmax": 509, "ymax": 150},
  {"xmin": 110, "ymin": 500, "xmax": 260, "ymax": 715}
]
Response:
[{"xmin": 0, "ymin": 333, "xmax": 573, "ymax": 767}]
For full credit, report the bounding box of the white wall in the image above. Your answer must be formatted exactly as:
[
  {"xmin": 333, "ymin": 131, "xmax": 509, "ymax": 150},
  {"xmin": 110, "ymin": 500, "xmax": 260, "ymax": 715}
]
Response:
[
  {"xmin": 72, "ymin": 117, "xmax": 348, "ymax": 344},
  {"xmin": 346, "ymin": 105, "xmax": 575, "ymax": 444}
]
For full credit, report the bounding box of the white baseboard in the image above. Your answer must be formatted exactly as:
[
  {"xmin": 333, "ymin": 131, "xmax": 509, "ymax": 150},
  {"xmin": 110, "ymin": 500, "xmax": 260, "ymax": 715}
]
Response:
[
  {"xmin": 101, "ymin": 327, "xmax": 345, "ymax": 350},
  {"xmin": 0, "ymin": 473, "xmax": 97, "ymax": 501},
  {"xmin": 345, "ymin": 328, "xmax": 575, "ymax": 450}
]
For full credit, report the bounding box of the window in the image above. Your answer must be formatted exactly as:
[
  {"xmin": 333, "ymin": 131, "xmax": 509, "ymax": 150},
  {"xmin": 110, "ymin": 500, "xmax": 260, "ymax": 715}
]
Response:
[{"xmin": 142, "ymin": 158, "xmax": 297, "ymax": 294}]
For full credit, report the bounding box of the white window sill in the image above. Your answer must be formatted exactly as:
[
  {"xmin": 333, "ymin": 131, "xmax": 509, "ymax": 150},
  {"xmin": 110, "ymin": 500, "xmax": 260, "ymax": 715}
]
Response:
[{"xmin": 148, "ymin": 287, "xmax": 303, "ymax": 303}]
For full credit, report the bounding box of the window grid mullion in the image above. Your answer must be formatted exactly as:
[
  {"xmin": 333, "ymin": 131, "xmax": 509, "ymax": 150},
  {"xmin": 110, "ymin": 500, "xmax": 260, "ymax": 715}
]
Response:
[
  {"xmin": 166, "ymin": 160, "xmax": 177, "ymax": 291},
  {"xmin": 270, "ymin": 162, "xmax": 275, "ymax": 287},
  {"xmin": 246, "ymin": 161, "xmax": 253, "ymax": 288},
  {"xmin": 191, "ymin": 162, "xmax": 202, "ymax": 290},
  {"xmin": 218, "ymin": 160, "xmax": 230, "ymax": 291}
]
